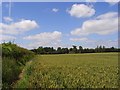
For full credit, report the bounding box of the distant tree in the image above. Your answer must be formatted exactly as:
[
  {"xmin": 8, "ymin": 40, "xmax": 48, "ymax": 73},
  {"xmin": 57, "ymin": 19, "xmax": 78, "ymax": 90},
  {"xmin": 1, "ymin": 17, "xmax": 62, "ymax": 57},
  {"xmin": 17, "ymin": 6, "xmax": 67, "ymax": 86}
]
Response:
[
  {"xmin": 79, "ymin": 46, "xmax": 83, "ymax": 53},
  {"xmin": 72, "ymin": 45, "xmax": 78, "ymax": 53},
  {"xmin": 69, "ymin": 48, "xmax": 73, "ymax": 53},
  {"xmin": 30, "ymin": 45, "xmax": 120, "ymax": 54},
  {"xmin": 95, "ymin": 46, "xmax": 99, "ymax": 53},
  {"xmin": 118, "ymin": 48, "xmax": 120, "ymax": 52},
  {"xmin": 99, "ymin": 45, "xmax": 102, "ymax": 52},
  {"xmin": 61, "ymin": 48, "xmax": 69, "ymax": 54},
  {"xmin": 57, "ymin": 47, "xmax": 62, "ymax": 54},
  {"xmin": 110, "ymin": 47, "xmax": 115, "ymax": 52},
  {"xmin": 37, "ymin": 47, "xmax": 45, "ymax": 54},
  {"xmin": 102, "ymin": 46, "xmax": 105, "ymax": 52}
]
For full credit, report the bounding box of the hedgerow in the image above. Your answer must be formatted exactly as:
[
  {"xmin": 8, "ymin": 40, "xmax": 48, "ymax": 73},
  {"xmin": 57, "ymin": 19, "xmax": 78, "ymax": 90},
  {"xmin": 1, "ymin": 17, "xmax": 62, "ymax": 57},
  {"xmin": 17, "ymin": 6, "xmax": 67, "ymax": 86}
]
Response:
[{"xmin": 1, "ymin": 42, "xmax": 34, "ymax": 88}]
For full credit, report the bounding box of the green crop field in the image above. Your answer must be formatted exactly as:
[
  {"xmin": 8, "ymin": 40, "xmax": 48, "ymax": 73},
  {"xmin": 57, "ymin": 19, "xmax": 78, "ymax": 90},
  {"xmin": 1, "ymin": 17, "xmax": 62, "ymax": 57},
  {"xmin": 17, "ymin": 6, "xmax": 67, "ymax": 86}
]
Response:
[{"xmin": 15, "ymin": 53, "xmax": 119, "ymax": 88}]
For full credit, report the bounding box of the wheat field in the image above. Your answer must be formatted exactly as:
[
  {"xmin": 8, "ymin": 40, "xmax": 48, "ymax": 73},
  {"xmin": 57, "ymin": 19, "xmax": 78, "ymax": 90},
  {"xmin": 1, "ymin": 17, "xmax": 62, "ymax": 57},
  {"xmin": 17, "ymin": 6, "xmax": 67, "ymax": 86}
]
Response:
[{"xmin": 15, "ymin": 53, "xmax": 118, "ymax": 88}]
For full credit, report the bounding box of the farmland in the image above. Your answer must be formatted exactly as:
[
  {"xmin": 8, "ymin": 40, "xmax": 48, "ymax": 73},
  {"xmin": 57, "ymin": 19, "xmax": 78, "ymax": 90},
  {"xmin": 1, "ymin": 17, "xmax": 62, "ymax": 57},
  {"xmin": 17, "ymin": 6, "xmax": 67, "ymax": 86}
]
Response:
[{"xmin": 15, "ymin": 53, "xmax": 119, "ymax": 88}]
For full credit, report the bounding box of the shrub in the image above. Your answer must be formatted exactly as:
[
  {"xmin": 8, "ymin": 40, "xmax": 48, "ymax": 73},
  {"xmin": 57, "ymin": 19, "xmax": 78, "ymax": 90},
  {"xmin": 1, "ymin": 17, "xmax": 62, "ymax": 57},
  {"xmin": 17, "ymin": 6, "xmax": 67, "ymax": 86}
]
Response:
[
  {"xmin": 1, "ymin": 42, "xmax": 35, "ymax": 88},
  {"xmin": 2, "ymin": 57, "xmax": 22, "ymax": 88}
]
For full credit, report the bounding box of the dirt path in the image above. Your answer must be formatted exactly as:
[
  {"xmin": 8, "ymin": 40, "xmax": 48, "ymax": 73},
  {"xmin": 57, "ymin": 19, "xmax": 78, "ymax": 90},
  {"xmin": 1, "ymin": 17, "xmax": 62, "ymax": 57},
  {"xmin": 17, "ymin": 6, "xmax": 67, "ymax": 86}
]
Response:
[{"xmin": 12, "ymin": 60, "xmax": 33, "ymax": 87}]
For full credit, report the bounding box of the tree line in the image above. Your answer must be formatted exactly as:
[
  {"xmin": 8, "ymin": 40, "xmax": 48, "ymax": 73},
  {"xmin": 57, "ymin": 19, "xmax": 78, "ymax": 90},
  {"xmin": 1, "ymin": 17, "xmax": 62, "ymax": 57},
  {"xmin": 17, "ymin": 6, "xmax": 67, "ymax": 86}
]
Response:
[{"xmin": 31, "ymin": 45, "xmax": 120, "ymax": 54}]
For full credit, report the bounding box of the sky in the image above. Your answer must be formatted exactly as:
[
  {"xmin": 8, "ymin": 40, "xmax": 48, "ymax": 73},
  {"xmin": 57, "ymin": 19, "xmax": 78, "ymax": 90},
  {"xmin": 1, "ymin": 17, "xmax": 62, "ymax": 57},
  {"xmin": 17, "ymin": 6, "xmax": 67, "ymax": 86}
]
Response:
[{"xmin": 0, "ymin": 1, "xmax": 119, "ymax": 49}]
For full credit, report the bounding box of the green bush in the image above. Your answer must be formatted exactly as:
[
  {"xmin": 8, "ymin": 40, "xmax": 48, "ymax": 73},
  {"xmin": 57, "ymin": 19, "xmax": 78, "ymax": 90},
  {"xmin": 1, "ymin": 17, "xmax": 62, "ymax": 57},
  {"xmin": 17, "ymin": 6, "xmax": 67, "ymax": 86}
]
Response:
[
  {"xmin": 1, "ymin": 42, "xmax": 35, "ymax": 88},
  {"xmin": 2, "ymin": 42, "xmax": 34, "ymax": 64},
  {"xmin": 2, "ymin": 57, "xmax": 22, "ymax": 88}
]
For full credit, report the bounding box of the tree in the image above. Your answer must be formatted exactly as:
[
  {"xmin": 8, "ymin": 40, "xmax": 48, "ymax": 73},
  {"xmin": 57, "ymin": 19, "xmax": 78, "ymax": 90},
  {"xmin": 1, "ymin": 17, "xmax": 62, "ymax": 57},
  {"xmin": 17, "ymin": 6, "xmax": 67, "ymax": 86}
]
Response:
[
  {"xmin": 99, "ymin": 45, "xmax": 102, "ymax": 52},
  {"xmin": 61, "ymin": 48, "xmax": 69, "ymax": 54},
  {"xmin": 37, "ymin": 47, "xmax": 45, "ymax": 54},
  {"xmin": 95, "ymin": 46, "xmax": 99, "ymax": 52},
  {"xmin": 30, "ymin": 45, "xmax": 120, "ymax": 54},
  {"xmin": 79, "ymin": 46, "xmax": 83, "ymax": 53},
  {"xmin": 72, "ymin": 45, "xmax": 78, "ymax": 53},
  {"xmin": 110, "ymin": 47, "xmax": 115, "ymax": 52},
  {"xmin": 69, "ymin": 48, "xmax": 73, "ymax": 53},
  {"xmin": 57, "ymin": 47, "xmax": 62, "ymax": 54},
  {"xmin": 102, "ymin": 46, "xmax": 105, "ymax": 52}
]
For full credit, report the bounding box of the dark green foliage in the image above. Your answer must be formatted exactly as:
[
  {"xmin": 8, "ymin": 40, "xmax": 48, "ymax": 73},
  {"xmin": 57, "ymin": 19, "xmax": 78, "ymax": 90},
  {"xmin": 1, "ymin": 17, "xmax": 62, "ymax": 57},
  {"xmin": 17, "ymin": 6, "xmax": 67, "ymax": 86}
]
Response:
[
  {"xmin": 57, "ymin": 47, "xmax": 62, "ymax": 54},
  {"xmin": 61, "ymin": 48, "xmax": 69, "ymax": 54},
  {"xmin": 31, "ymin": 45, "xmax": 120, "ymax": 54},
  {"xmin": 2, "ymin": 57, "xmax": 21, "ymax": 88},
  {"xmin": 2, "ymin": 42, "xmax": 34, "ymax": 62},
  {"xmin": 72, "ymin": 45, "xmax": 78, "ymax": 53},
  {"xmin": 1, "ymin": 42, "xmax": 34, "ymax": 88},
  {"xmin": 78, "ymin": 46, "xmax": 83, "ymax": 53},
  {"xmin": 0, "ymin": 44, "xmax": 2, "ymax": 56}
]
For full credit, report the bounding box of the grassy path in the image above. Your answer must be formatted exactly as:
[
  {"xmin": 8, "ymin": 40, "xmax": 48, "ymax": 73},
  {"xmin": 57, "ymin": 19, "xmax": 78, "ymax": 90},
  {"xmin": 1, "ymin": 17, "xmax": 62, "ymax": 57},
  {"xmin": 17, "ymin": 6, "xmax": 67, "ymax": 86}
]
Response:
[{"xmin": 14, "ymin": 53, "xmax": 118, "ymax": 88}]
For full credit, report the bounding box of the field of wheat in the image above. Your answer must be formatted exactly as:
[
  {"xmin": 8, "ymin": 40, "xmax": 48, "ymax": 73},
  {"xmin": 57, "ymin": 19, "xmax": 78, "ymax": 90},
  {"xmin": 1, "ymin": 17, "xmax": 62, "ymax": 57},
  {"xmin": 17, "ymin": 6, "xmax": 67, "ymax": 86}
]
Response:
[{"xmin": 15, "ymin": 53, "xmax": 118, "ymax": 88}]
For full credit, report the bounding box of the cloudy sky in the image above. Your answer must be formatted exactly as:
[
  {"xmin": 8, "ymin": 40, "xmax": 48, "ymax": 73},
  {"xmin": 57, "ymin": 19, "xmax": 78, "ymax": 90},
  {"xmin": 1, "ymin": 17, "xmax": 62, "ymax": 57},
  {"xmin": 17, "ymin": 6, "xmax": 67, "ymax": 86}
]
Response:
[{"xmin": 1, "ymin": 2, "xmax": 119, "ymax": 49}]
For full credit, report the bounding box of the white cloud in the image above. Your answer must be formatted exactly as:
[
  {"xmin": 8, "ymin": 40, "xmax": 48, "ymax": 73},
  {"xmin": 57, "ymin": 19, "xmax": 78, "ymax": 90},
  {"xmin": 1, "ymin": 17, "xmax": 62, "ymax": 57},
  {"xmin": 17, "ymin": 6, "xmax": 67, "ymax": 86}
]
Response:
[
  {"xmin": 52, "ymin": 8, "xmax": 59, "ymax": 12},
  {"xmin": 87, "ymin": 0, "xmax": 96, "ymax": 2},
  {"xmin": 71, "ymin": 12, "xmax": 118, "ymax": 36},
  {"xmin": 3, "ymin": 17, "xmax": 13, "ymax": 22},
  {"xmin": 24, "ymin": 31, "xmax": 61, "ymax": 41},
  {"xmin": 68, "ymin": 4, "xmax": 95, "ymax": 18},
  {"xmin": 0, "ymin": 35, "xmax": 16, "ymax": 41},
  {"xmin": 69, "ymin": 37, "xmax": 118, "ymax": 48},
  {"xmin": 23, "ymin": 31, "xmax": 62, "ymax": 48},
  {"xmin": 96, "ymin": 12, "xmax": 118, "ymax": 19},
  {"xmin": 104, "ymin": 0, "xmax": 119, "ymax": 5},
  {"xmin": 95, "ymin": 39, "xmax": 118, "ymax": 48},
  {"xmin": 0, "ymin": 19, "xmax": 38, "ymax": 35},
  {"xmin": 70, "ymin": 37, "xmax": 88, "ymax": 42},
  {"xmin": 25, "ymin": 41, "xmax": 62, "ymax": 49}
]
